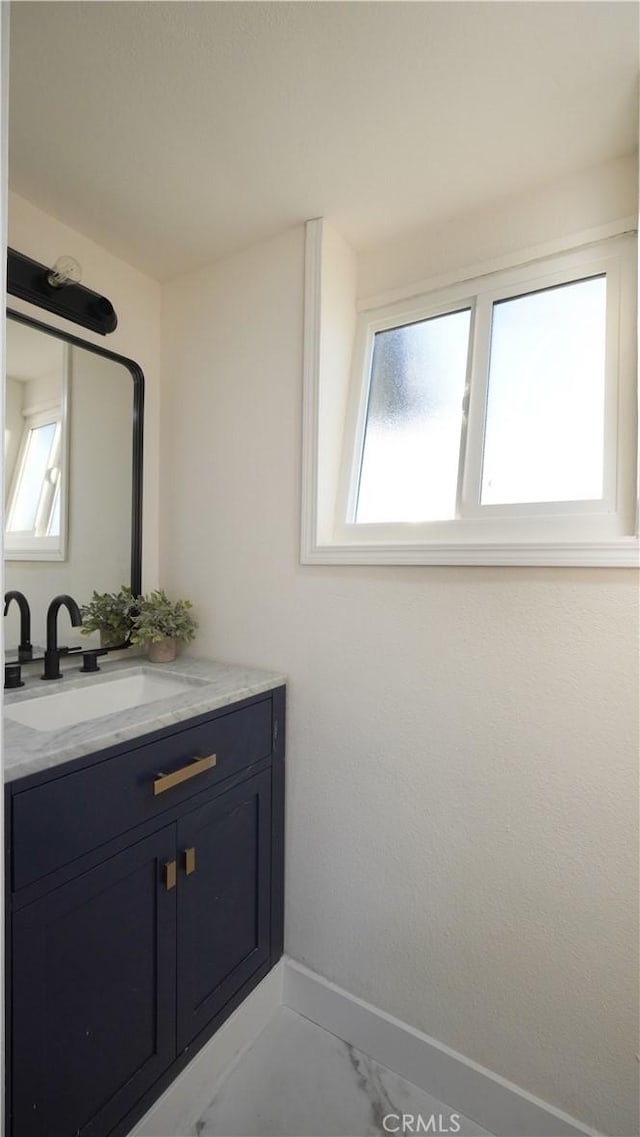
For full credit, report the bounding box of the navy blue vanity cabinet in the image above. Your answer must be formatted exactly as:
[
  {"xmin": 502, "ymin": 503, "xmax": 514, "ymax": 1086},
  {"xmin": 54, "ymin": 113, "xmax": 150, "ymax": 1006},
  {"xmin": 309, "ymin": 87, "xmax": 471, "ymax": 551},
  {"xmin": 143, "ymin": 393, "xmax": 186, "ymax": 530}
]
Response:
[
  {"xmin": 177, "ymin": 767, "xmax": 272, "ymax": 1051},
  {"xmin": 5, "ymin": 686, "xmax": 285, "ymax": 1137},
  {"xmin": 11, "ymin": 827, "xmax": 177, "ymax": 1137}
]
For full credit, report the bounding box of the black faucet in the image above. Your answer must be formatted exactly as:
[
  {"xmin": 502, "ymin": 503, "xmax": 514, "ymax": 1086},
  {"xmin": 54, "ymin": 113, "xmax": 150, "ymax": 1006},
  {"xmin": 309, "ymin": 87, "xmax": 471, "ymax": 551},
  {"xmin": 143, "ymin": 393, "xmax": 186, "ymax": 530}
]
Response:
[
  {"xmin": 4, "ymin": 591, "xmax": 33, "ymax": 662},
  {"xmin": 43, "ymin": 594, "xmax": 83, "ymax": 681}
]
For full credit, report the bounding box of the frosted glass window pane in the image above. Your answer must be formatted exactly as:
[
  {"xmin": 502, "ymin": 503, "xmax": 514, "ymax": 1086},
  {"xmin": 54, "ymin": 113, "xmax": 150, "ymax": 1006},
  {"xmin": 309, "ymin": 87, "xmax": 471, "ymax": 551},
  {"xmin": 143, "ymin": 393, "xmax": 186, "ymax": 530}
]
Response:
[
  {"xmin": 356, "ymin": 309, "xmax": 470, "ymax": 523},
  {"xmin": 8, "ymin": 421, "xmax": 57, "ymax": 532},
  {"xmin": 481, "ymin": 276, "xmax": 607, "ymax": 505}
]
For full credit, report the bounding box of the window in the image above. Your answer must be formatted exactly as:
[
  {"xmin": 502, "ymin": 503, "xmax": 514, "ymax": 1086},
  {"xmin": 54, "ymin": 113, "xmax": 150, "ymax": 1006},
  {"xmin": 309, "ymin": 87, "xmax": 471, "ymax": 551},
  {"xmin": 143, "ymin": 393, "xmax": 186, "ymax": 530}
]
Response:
[
  {"xmin": 355, "ymin": 308, "xmax": 471, "ymax": 524},
  {"xmin": 480, "ymin": 277, "xmax": 607, "ymax": 507},
  {"xmin": 302, "ymin": 223, "xmax": 638, "ymax": 566},
  {"xmin": 5, "ymin": 355, "xmax": 69, "ymax": 561},
  {"xmin": 352, "ymin": 272, "xmax": 615, "ymax": 526},
  {"xmin": 7, "ymin": 413, "xmax": 62, "ymax": 537}
]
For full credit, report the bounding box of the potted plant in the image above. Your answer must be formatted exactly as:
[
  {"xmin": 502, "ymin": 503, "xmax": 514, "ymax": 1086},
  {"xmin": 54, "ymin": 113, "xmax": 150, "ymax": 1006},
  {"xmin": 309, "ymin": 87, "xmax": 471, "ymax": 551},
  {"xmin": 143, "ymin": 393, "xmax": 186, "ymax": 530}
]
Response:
[
  {"xmin": 130, "ymin": 589, "xmax": 197, "ymax": 662},
  {"xmin": 81, "ymin": 585, "xmax": 138, "ymax": 648}
]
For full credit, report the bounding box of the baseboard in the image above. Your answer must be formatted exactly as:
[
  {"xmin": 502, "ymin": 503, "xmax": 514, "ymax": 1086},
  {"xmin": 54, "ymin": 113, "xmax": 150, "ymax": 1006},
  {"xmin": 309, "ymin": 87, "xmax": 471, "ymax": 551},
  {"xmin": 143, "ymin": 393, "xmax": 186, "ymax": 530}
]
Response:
[
  {"xmin": 129, "ymin": 960, "xmax": 284, "ymax": 1137},
  {"xmin": 282, "ymin": 958, "xmax": 600, "ymax": 1137},
  {"xmin": 127, "ymin": 956, "xmax": 601, "ymax": 1137}
]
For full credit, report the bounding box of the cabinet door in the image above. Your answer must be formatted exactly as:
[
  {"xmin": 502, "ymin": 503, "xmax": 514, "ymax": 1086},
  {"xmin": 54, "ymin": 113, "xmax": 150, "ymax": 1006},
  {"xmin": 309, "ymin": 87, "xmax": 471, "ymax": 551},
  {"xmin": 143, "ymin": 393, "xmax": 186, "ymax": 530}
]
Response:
[
  {"xmin": 176, "ymin": 769, "xmax": 271, "ymax": 1051},
  {"xmin": 11, "ymin": 827, "xmax": 177, "ymax": 1137}
]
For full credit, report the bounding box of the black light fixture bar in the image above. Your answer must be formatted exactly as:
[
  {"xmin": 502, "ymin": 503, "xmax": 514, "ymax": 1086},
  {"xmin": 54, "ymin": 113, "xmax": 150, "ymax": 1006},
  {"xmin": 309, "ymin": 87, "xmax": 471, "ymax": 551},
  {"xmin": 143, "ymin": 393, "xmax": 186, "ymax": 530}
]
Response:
[{"xmin": 7, "ymin": 247, "xmax": 118, "ymax": 336}]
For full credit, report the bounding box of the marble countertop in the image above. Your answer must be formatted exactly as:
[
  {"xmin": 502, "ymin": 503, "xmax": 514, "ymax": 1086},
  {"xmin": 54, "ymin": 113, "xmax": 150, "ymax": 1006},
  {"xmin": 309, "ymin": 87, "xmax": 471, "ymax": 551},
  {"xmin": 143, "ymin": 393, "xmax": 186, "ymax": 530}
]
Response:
[{"xmin": 3, "ymin": 656, "xmax": 286, "ymax": 784}]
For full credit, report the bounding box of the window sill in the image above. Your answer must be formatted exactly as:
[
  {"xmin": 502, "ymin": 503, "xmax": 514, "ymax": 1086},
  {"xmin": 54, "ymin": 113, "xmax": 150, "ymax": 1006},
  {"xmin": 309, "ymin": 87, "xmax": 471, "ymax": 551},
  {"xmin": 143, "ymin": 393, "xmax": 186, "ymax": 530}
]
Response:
[{"xmin": 301, "ymin": 538, "xmax": 640, "ymax": 568}]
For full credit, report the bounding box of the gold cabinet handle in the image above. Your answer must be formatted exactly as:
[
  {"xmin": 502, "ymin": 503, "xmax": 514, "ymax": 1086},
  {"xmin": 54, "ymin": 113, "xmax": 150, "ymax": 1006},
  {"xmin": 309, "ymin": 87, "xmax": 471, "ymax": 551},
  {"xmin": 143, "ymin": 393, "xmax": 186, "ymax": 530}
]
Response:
[
  {"xmin": 164, "ymin": 860, "xmax": 177, "ymax": 891},
  {"xmin": 184, "ymin": 847, "xmax": 196, "ymax": 876},
  {"xmin": 153, "ymin": 754, "xmax": 216, "ymax": 796}
]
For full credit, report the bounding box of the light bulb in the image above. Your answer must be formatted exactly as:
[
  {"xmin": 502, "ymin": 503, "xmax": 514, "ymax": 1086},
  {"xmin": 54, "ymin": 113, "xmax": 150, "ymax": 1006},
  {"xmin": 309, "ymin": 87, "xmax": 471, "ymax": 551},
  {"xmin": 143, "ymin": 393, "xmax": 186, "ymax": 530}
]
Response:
[{"xmin": 47, "ymin": 255, "xmax": 82, "ymax": 288}]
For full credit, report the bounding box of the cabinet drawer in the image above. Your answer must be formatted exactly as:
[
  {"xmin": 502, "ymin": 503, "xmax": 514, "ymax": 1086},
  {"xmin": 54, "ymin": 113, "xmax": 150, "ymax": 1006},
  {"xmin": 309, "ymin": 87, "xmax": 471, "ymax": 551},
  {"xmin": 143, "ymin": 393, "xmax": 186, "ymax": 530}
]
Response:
[{"xmin": 11, "ymin": 698, "xmax": 272, "ymax": 892}]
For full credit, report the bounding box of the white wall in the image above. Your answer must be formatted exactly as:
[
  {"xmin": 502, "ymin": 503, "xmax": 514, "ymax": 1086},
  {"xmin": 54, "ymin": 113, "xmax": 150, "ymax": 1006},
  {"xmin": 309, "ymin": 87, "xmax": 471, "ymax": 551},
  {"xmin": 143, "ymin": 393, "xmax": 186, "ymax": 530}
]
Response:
[
  {"xmin": 7, "ymin": 192, "xmax": 162, "ymax": 610},
  {"xmin": 160, "ymin": 156, "xmax": 639, "ymax": 1137},
  {"xmin": 358, "ymin": 154, "xmax": 637, "ymax": 299}
]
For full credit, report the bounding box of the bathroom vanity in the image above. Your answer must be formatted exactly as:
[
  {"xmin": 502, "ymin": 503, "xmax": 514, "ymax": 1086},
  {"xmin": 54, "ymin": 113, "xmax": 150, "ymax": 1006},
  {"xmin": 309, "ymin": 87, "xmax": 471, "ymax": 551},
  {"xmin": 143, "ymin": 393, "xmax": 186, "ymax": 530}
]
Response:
[{"xmin": 4, "ymin": 658, "xmax": 286, "ymax": 1137}]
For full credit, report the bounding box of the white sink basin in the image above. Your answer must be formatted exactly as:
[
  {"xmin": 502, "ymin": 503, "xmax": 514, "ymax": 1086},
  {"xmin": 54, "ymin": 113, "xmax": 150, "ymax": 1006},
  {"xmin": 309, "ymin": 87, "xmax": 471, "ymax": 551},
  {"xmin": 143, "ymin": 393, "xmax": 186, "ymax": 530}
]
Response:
[{"xmin": 5, "ymin": 671, "xmax": 203, "ymax": 733}]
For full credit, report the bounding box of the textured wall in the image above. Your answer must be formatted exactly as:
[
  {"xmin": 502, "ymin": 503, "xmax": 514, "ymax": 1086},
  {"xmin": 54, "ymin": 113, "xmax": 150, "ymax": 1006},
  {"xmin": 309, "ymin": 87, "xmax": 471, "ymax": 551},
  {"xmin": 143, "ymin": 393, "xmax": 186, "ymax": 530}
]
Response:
[
  {"xmin": 160, "ymin": 168, "xmax": 639, "ymax": 1135},
  {"xmin": 358, "ymin": 154, "xmax": 637, "ymax": 299}
]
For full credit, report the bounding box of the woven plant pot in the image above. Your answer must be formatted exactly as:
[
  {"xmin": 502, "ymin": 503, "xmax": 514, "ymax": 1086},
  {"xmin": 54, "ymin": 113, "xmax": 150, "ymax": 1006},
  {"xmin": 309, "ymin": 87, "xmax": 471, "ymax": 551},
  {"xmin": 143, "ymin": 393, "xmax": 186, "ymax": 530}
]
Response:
[{"xmin": 147, "ymin": 638, "xmax": 177, "ymax": 663}]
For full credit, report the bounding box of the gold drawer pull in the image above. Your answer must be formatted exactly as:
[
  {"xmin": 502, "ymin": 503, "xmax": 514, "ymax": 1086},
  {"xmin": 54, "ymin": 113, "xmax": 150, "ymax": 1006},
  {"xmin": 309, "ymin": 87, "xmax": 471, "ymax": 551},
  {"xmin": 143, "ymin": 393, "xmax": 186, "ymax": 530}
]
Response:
[
  {"xmin": 153, "ymin": 754, "xmax": 216, "ymax": 796},
  {"xmin": 164, "ymin": 860, "xmax": 177, "ymax": 891},
  {"xmin": 184, "ymin": 847, "xmax": 196, "ymax": 876}
]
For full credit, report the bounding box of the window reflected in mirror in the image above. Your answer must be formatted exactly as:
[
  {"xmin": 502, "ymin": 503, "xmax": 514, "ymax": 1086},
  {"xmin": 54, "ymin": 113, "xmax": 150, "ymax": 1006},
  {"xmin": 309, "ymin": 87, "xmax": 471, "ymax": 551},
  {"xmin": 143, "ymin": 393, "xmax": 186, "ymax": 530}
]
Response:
[{"xmin": 5, "ymin": 323, "xmax": 68, "ymax": 558}]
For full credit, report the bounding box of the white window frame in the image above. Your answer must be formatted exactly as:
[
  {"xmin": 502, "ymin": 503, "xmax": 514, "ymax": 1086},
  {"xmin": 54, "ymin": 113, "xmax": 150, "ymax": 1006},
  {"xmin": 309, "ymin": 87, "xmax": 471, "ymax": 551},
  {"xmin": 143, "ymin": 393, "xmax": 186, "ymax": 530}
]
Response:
[
  {"xmin": 301, "ymin": 220, "xmax": 639, "ymax": 567},
  {"xmin": 5, "ymin": 349, "xmax": 70, "ymax": 561}
]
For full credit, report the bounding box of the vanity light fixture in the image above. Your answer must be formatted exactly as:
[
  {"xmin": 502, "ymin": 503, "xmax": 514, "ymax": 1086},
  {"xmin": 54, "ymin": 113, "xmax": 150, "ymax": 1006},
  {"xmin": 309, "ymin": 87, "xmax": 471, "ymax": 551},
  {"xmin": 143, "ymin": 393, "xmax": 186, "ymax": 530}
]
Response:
[{"xmin": 7, "ymin": 247, "xmax": 118, "ymax": 335}]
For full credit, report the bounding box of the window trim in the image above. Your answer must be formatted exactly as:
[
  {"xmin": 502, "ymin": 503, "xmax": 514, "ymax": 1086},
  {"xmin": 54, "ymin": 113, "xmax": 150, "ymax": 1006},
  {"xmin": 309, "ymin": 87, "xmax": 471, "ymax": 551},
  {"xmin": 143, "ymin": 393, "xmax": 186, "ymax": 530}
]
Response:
[{"xmin": 301, "ymin": 219, "xmax": 639, "ymax": 567}]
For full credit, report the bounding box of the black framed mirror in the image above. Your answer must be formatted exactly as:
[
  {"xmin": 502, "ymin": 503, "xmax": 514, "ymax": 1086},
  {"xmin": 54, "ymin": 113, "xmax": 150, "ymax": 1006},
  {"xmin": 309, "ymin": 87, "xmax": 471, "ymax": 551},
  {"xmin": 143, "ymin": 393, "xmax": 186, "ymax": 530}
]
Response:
[{"xmin": 4, "ymin": 309, "xmax": 144, "ymax": 660}]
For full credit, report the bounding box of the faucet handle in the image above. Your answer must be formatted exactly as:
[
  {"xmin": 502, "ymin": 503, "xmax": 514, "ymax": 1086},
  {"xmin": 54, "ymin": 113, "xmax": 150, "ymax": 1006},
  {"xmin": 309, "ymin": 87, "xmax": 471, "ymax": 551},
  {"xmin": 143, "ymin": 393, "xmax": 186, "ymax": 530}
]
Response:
[
  {"xmin": 5, "ymin": 662, "xmax": 24, "ymax": 689},
  {"xmin": 80, "ymin": 649, "xmax": 108, "ymax": 673}
]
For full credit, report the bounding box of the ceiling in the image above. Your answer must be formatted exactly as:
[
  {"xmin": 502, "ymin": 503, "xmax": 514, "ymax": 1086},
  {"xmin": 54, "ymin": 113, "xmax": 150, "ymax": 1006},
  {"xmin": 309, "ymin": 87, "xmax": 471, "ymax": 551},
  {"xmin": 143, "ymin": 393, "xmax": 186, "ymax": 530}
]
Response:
[{"xmin": 8, "ymin": 1, "xmax": 639, "ymax": 283}]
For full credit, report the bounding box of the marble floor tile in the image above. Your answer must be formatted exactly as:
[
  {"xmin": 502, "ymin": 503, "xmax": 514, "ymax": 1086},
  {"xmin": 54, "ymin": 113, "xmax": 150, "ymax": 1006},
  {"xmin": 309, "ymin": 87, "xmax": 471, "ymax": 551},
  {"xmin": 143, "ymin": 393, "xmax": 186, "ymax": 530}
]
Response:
[{"xmin": 193, "ymin": 1007, "xmax": 492, "ymax": 1137}]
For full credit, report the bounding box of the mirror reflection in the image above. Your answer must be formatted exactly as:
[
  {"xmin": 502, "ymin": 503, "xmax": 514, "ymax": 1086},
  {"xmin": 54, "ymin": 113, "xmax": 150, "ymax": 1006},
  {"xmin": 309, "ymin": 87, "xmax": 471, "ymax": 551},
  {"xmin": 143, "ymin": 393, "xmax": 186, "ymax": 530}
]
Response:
[
  {"xmin": 5, "ymin": 322, "xmax": 69, "ymax": 560},
  {"xmin": 4, "ymin": 315, "xmax": 142, "ymax": 658}
]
